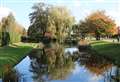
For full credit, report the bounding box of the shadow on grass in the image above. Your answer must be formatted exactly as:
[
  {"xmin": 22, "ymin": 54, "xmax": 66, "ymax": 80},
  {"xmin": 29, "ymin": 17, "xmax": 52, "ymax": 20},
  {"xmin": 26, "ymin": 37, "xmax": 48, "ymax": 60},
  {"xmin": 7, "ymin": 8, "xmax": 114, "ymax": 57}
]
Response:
[{"xmin": 92, "ymin": 42, "xmax": 120, "ymax": 67}]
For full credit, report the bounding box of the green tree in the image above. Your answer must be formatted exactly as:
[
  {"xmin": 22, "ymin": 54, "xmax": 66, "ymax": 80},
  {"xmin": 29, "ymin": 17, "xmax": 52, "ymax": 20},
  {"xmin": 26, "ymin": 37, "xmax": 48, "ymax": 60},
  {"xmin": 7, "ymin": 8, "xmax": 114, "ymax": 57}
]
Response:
[
  {"xmin": 28, "ymin": 3, "xmax": 50, "ymax": 38},
  {"xmin": 0, "ymin": 22, "xmax": 2, "ymax": 44},
  {"xmin": 72, "ymin": 20, "xmax": 90, "ymax": 39},
  {"xmin": 28, "ymin": 3, "xmax": 75, "ymax": 43},
  {"xmin": 1, "ymin": 17, "xmax": 10, "ymax": 46},
  {"xmin": 1, "ymin": 32, "xmax": 10, "ymax": 46}
]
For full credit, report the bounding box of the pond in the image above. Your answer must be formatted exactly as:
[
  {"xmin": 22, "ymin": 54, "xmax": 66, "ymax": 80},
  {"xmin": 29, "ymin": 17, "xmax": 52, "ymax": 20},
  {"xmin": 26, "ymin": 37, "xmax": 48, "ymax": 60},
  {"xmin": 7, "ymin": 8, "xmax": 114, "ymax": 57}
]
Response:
[{"xmin": 3, "ymin": 43, "xmax": 120, "ymax": 82}]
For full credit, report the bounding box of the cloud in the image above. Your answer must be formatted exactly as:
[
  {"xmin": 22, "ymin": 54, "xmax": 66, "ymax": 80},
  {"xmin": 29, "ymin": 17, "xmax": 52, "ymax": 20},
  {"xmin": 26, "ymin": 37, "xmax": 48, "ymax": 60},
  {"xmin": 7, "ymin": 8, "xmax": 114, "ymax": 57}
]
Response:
[
  {"xmin": 0, "ymin": 7, "xmax": 16, "ymax": 21},
  {"xmin": 95, "ymin": 0, "xmax": 105, "ymax": 2}
]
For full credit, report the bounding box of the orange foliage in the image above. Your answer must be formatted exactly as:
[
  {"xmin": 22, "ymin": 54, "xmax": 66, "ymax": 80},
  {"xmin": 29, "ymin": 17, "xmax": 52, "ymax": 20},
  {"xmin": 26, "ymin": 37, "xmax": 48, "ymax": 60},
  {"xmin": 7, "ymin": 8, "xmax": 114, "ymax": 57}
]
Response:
[
  {"xmin": 106, "ymin": 26, "xmax": 117, "ymax": 35},
  {"xmin": 87, "ymin": 10, "xmax": 116, "ymax": 35},
  {"xmin": 88, "ymin": 11, "xmax": 115, "ymax": 24},
  {"xmin": 86, "ymin": 64, "xmax": 112, "ymax": 75}
]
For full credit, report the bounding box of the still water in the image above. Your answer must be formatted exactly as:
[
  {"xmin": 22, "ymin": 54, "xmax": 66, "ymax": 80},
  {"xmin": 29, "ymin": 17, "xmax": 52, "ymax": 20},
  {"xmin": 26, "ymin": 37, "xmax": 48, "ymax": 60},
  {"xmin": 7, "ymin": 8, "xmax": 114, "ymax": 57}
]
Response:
[{"xmin": 13, "ymin": 44, "xmax": 119, "ymax": 82}]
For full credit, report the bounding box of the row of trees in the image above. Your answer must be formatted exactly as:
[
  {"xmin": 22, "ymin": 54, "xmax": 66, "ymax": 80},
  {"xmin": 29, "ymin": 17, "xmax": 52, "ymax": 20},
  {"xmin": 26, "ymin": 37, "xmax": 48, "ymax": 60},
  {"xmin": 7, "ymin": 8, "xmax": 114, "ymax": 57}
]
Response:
[
  {"xmin": 28, "ymin": 3, "xmax": 116, "ymax": 42},
  {"xmin": 0, "ymin": 13, "xmax": 26, "ymax": 46},
  {"xmin": 28, "ymin": 3, "xmax": 75, "ymax": 43},
  {"xmin": 73, "ymin": 11, "xmax": 116, "ymax": 40}
]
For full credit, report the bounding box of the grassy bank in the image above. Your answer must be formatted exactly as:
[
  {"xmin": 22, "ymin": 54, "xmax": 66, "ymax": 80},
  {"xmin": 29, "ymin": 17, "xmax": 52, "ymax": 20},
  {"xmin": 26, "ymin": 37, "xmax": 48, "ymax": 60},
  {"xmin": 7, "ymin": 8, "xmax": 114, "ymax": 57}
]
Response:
[
  {"xmin": 0, "ymin": 42, "xmax": 38, "ymax": 77},
  {"xmin": 91, "ymin": 41, "xmax": 120, "ymax": 66}
]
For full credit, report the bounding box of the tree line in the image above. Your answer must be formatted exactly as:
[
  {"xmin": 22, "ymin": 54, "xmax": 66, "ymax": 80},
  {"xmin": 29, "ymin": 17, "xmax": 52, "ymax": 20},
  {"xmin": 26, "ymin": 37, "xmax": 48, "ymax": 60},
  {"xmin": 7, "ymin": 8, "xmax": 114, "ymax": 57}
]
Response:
[
  {"xmin": 0, "ymin": 2, "xmax": 117, "ymax": 46},
  {"xmin": 27, "ymin": 3, "xmax": 116, "ymax": 43},
  {"xmin": 27, "ymin": 3, "xmax": 75, "ymax": 43},
  {"xmin": 0, "ymin": 13, "xmax": 26, "ymax": 46}
]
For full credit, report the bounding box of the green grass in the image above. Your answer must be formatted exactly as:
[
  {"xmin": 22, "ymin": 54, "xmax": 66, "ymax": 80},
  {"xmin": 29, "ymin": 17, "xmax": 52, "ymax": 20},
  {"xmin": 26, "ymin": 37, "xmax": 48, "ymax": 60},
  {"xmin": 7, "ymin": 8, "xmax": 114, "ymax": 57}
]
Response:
[
  {"xmin": 91, "ymin": 41, "xmax": 120, "ymax": 66},
  {"xmin": 0, "ymin": 42, "xmax": 38, "ymax": 77}
]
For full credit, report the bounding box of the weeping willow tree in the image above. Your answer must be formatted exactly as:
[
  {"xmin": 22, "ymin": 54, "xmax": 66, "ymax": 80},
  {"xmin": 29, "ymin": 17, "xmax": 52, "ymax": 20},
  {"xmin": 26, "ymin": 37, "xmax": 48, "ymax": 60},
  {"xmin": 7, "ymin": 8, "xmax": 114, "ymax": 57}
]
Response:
[{"xmin": 48, "ymin": 6, "xmax": 75, "ymax": 43}]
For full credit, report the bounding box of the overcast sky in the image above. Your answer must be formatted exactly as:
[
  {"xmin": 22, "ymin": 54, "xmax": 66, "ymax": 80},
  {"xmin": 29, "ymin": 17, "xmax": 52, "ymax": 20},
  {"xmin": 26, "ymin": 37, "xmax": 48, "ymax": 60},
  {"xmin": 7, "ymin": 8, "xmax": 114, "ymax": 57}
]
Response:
[{"xmin": 0, "ymin": 0, "xmax": 120, "ymax": 29}]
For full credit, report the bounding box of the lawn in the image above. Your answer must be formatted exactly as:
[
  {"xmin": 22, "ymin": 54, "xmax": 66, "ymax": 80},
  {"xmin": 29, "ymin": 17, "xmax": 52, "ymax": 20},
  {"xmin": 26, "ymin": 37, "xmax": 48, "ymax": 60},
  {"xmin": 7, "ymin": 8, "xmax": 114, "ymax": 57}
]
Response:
[
  {"xmin": 91, "ymin": 41, "xmax": 120, "ymax": 66},
  {"xmin": 0, "ymin": 42, "xmax": 38, "ymax": 77}
]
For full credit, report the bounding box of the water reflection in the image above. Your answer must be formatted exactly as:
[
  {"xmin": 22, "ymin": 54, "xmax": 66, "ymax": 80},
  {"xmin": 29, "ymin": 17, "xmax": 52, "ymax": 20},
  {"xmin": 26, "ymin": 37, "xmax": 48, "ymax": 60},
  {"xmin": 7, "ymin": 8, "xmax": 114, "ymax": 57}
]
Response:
[
  {"xmin": 74, "ymin": 49, "xmax": 120, "ymax": 82},
  {"xmin": 3, "ymin": 43, "xmax": 120, "ymax": 82},
  {"xmin": 2, "ymin": 65, "xmax": 20, "ymax": 82},
  {"xmin": 29, "ymin": 43, "xmax": 74, "ymax": 82},
  {"xmin": 77, "ymin": 52, "xmax": 112, "ymax": 75},
  {"xmin": 28, "ymin": 43, "xmax": 120, "ymax": 82}
]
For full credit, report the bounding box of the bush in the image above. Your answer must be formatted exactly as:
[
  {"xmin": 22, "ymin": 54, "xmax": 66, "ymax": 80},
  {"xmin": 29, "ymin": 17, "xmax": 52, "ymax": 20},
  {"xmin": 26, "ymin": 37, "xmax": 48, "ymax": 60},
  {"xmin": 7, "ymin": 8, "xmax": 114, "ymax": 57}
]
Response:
[
  {"xmin": 21, "ymin": 36, "xmax": 52, "ymax": 43},
  {"xmin": 1, "ymin": 32, "xmax": 10, "ymax": 46}
]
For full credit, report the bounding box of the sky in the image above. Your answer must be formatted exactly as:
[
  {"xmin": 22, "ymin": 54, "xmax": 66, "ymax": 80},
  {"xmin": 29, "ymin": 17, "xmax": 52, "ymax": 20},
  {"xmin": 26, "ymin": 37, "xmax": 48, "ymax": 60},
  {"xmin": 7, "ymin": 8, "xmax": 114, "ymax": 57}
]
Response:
[{"xmin": 0, "ymin": 0, "xmax": 120, "ymax": 29}]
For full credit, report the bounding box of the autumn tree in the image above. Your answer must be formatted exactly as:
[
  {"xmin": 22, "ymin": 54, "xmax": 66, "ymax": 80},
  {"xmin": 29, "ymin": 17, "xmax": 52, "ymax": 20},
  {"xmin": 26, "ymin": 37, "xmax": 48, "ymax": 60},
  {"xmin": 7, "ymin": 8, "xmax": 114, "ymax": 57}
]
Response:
[
  {"xmin": 6, "ymin": 13, "xmax": 25, "ymax": 43},
  {"xmin": 79, "ymin": 10, "xmax": 116, "ymax": 40},
  {"xmin": 0, "ymin": 13, "xmax": 26, "ymax": 46}
]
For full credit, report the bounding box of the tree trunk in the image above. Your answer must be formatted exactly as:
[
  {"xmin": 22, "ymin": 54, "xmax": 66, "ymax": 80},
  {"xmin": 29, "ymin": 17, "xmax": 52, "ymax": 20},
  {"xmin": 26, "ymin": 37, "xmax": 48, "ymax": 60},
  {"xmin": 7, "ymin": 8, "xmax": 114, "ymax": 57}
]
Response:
[
  {"xmin": 95, "ymin": 30, "xmax": 100, "ymax": 40},
  {"xmin": 95, "ymin": 35, "xmax": 100, "ymax": 40}
]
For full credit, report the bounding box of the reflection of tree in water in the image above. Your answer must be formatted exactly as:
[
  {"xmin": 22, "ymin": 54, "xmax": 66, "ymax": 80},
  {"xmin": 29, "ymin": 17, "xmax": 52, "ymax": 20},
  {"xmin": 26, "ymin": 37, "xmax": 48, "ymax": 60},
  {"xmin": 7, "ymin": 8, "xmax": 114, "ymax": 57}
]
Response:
[
  {"xmin": 111, "ymin": 67, "xmax": 120, "ymax": 82},
  {"xmin": 74, "ymin": 50, "xmax": 120, "ymax": 82},
  {"xmin": 79, "ymin": 53, "xmax": 112, "ymax": 75},
  {"xmin": 29, "ymin": 43, "xmax": 74, "ymax": 82}
]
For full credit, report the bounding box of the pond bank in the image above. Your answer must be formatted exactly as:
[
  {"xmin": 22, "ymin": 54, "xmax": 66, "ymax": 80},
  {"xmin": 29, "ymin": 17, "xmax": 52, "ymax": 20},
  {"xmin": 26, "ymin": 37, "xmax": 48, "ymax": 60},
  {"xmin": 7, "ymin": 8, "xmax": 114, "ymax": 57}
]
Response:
[
  {"xmin": 5, "ymin": 46, "xmax": 119, "ymax": 82},
  {"xmin": 91, "ymin": 41, "xmax": 120, "ymax": 66},
  {"xmin": 0, "ymin": 43, "xmax": 38, "ymax": 77},
  {"xmin": 2, "ymin": 42, "xmax": 120, "ymax": 82}
]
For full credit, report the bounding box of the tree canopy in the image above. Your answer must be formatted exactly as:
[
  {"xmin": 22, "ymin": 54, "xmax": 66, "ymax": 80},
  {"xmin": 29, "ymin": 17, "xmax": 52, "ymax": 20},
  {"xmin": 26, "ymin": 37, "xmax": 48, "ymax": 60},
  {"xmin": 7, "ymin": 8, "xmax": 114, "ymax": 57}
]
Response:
[
  {"xmin": 77, "ymin": 10, "xmax": 116, "ymax": 40},
  {"xmin": 28, "ymin": 3, "xmax": 75, "ymax": 43}
]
